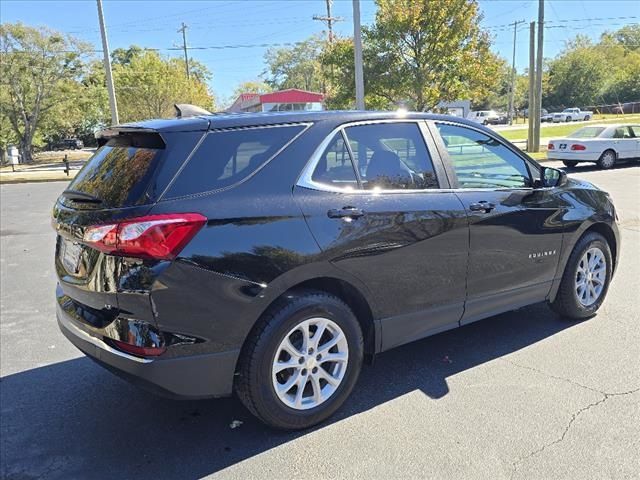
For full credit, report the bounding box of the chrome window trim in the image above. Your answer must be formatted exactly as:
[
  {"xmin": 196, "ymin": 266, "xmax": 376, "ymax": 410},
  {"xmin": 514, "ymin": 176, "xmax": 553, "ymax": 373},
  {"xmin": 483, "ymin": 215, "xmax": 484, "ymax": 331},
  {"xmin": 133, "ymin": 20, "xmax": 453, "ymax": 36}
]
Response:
[
  {"xmin": 161, "ymin": 122, "xmax": 313, "ymax": 201},
  {"xmin": 296, "ymin": 118, "xmax": 444, "ymax": 194}
]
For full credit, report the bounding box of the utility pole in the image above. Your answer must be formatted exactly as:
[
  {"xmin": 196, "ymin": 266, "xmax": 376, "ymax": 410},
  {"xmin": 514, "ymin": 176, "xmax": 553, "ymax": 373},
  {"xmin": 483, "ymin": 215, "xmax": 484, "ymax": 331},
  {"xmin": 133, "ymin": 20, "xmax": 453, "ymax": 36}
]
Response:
[
  {"xmin": 178, "ymin": 22, "xmax": 190, "ymax": 79},
  {"xmin": 96, "ymin": 0, "xmax": 119, "ymax": 125},
  {"xmin": 508, "ymin": 20, "xmax": 524, "ymax": 125},
  {"xmin": 353, "ymin": 0, "xmax": 365, "ymax": 110},
  {"xmin": 313, "ymin": 0, "xmax": 343, "ymax": 43},
  {"xmin": 533, "ymin": 0, "xmax": 545, "ymax": 152},
  {"xmin": 527, "ymin": 21, "xmax": 536, "ymax": 152}
]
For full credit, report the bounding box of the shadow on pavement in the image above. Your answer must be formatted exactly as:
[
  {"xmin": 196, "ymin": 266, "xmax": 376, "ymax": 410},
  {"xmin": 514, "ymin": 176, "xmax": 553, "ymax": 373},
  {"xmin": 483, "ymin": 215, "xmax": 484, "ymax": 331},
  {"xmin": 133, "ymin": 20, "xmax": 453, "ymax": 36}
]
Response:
[
  {"xmin": 1, "ymin": 302, "xmax": 576, "ymax": 480},
  {"xmin": 560, "ymin": 159, "xmax": 639, "ymax": 173}
]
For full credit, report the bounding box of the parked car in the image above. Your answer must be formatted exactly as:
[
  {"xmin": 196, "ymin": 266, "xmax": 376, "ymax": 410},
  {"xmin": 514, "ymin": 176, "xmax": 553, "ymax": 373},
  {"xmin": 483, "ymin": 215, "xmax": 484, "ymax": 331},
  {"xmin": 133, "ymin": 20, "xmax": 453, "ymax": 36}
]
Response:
[
  {"xmin": 53, "ymin": 111, "xmax": 620, "ymax": 430},
  {"xmin": 467, "ymin": 110, "xmax": 501, "ymax": 125},
  {"xmin": 548, "ymin": 124, "xmax": 640, "ymax": 169},
  {"xmin": 48, "ymin": 138, "xmax": 84, "ymax": 151},
  {"xmin": 552, "ymin": 108, "xmax": 593, "ymax": 123},
  {"xmin": 522, "ymin": 108, "xmax": 549, "ymax": 120},
  {"xmin": 485, "ymin": 113, "xmax": 509, "ymax": 125},
  {"xmin": 541, "ymin": 111, "xmax": 554, "ymax": 123}
]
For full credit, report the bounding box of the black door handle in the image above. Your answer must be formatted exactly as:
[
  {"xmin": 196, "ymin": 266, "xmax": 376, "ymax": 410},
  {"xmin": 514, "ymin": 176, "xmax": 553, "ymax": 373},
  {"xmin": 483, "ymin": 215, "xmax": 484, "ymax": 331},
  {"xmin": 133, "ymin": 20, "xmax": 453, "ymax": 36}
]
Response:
[
  {"xmin": 327, "ymin": 207, "xmax": 365, "ymax": 219},
  {"xmin": 469, "ymin": 201, "xmax": 496, "ymax": 213}
]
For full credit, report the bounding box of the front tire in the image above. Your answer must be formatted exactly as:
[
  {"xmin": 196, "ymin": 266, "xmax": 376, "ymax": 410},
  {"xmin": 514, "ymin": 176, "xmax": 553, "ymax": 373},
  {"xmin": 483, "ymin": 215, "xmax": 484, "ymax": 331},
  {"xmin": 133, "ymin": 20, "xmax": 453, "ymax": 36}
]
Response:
[
  {"xmin": 235, "ymin": 290, "xmax": 363, "ymax": 430},
  {"xmin": 565, "ymin": 116, "xmax": 572, "ymax": 122},
  {"xmin": 563, "ymin": 160, "xmax": 579, "ymax": 168},
  {"xmin": 598, "ymin": 149, "xmax": 616, "ymax": 169},
  {"xmin": 550, "ymin": 232, "xmax": 612, "ymax": 320}
]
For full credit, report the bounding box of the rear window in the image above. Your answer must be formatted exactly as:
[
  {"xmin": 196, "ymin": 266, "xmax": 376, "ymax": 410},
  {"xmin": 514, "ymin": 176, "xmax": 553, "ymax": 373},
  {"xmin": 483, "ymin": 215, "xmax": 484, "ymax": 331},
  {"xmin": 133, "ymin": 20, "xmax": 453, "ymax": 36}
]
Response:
[
  {"xmin": 570, "ymin": 127, "xmax": 606, "ymax": 138},
  {"xmin": 165, "ymin": 124, "xmax": 306, "ymax": 198},
  {"xmin": 65, "ymin": 133, "xmax": 166, "ymax": 208}
]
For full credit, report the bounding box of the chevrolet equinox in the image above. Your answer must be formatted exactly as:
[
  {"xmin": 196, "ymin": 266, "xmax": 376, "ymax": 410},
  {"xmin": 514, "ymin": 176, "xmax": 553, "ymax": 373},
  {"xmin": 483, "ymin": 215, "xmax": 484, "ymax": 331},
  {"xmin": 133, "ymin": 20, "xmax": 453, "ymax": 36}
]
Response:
[{"xmin": 53, "ymin": 111, "xmax": 620, "ymax": 429}]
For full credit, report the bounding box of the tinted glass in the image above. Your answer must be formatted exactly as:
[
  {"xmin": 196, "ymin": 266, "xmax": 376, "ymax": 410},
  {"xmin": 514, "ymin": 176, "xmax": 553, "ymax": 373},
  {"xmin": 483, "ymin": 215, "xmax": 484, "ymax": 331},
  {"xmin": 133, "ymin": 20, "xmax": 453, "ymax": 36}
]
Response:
[
  {"xmin": 166, "ymin": 125, "xmax": 305, "ymax": 198},
  {"xmin": 311, "ymin": 133, "xmax": 359, "ymax": 189},
  {"xmin": 66, "ymin": 133, "xmax": 165, "ymax": 208},
  {"xmin": 436, "ymin": 123, "xmax": 531, "ymax": 189},
  {"xmin": 344, "ymin": 123, "xmax": 438, "ymax": 190}
]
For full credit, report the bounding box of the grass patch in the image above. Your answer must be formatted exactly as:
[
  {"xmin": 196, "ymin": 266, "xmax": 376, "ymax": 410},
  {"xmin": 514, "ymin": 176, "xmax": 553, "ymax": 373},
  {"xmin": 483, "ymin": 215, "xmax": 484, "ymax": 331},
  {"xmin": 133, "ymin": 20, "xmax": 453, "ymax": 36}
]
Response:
[{"xmin": 498, "ymin": 114, "xmax": 640, "ymax": 142}]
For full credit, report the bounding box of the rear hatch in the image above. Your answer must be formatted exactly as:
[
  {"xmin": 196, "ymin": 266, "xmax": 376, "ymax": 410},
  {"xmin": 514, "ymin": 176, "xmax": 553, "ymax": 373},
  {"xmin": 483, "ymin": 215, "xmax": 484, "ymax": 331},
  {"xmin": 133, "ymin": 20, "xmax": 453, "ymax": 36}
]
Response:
[{"xmin": 53, "ymin": 125, "xmax": 206, "ymax": 329}]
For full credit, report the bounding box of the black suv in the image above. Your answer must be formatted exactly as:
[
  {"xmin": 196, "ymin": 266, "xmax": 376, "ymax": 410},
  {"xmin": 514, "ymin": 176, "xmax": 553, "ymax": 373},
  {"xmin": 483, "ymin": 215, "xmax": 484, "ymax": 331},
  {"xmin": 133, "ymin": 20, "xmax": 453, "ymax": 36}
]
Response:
[
  {"xmin": 53, "ymin": 111, "xmax": 619, "ymax": 429},
  {"xmin": 48, "ymin": 138, "xmax": 84, "ymax": 151}
]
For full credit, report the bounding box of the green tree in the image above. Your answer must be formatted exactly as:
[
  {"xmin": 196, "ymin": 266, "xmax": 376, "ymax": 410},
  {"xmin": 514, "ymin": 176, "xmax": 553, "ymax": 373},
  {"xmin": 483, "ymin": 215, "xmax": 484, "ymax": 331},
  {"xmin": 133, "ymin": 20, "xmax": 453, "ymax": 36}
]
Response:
[
  {"xmin": 264, "ymin": 36, "xmax": 325, "ymax": 92},
  {"xmin": 112, "ymin": 50, "xmax": 214, "ymax": 122},
  {"xmin": 231, "ymin": 80, "xmax": 273, "ymax": 100},
  {"xmin": 544, "ymin": 36, "xmax": 608, "ymax": 108},
  {"xmin": 0, "ymin": 23, "xmax": 90, "ymax": 162},
  {"xmin": 364, "ymin": 0, "xmax": 502, "ymax": 111}
]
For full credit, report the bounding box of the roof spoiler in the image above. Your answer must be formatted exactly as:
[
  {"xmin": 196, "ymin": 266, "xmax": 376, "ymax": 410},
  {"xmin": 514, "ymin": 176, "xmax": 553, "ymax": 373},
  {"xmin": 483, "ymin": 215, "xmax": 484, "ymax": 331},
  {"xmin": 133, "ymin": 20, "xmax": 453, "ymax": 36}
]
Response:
[
  {"xmin": 96, "ymin": 126, "xmax": 165, "ymax": 148},
  {"xmin": 174, "ymin": 103, "xmax": 212, "ymax": 118}
]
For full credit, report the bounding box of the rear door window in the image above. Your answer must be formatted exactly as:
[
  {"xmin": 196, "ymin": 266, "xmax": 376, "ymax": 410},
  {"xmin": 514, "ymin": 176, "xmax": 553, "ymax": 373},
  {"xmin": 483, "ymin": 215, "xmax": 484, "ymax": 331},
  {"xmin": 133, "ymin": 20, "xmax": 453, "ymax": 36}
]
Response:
[
  {"xmin": 343, "ymin": 123, "xmax": 439, "ymax": 190},
  {"xmin": 165, "ymin": 125, "xmax": 306, "ymax": 198}
]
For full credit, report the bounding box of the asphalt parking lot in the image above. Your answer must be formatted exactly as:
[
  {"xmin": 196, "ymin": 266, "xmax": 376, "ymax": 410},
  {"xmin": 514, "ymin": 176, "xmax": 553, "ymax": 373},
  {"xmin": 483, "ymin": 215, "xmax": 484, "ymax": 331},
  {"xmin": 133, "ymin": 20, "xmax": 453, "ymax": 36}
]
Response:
[{"xmin": 1, "ymin": 161, "xmax": 639, "ymax": 480}]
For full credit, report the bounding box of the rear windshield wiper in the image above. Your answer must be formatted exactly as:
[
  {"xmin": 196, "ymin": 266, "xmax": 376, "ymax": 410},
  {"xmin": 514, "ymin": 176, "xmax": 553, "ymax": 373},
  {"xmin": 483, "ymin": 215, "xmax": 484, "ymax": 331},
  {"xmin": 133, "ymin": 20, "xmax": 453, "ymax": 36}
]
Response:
[{"xmin": 62, "ymin": 189, "xmax": 103, "ymax": 204}]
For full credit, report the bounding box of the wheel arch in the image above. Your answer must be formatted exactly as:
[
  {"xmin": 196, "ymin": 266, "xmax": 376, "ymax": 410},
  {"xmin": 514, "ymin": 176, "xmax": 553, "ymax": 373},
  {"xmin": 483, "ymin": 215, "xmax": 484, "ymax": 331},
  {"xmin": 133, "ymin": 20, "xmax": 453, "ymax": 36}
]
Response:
[
  {"xmin": 235, "ymin": 275, "xmax": 378, "ymax": 376},
  {"xmin": 549, "ymin": 220, "xmax": 619, "ymax": 302},
  {"xmin": 583, "ymin": 222, "xmax": 618, "ymax": 273}
]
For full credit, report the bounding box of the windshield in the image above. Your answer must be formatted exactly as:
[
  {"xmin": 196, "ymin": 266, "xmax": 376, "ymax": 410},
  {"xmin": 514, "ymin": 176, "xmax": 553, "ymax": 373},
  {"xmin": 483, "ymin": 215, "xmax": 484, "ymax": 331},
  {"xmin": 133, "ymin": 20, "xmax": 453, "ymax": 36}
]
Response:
[{"xmin": 568, "ymin": 127, "xmax": 606, "ymax": 138}]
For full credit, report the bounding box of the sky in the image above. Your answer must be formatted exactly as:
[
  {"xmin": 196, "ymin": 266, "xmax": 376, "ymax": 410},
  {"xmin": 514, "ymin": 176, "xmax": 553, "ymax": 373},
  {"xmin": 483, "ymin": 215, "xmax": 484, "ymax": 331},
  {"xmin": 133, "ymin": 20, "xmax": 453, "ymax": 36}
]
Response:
[{"xmin": 2, "ymin": 0, "xmax": 639, "ymax": 104}]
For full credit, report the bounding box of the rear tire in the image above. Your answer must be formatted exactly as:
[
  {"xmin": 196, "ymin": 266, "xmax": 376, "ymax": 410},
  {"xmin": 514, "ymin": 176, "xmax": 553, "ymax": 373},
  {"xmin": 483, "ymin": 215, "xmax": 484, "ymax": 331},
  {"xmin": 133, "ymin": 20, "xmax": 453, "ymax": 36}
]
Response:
[
  {"xmin": 563, "ymin": 160, "xmax": 579, "ymax": 168},
  {"xmin": 597, "ymin": 149, "xmax": 616, "ymax": 169},
  {"xmin": 550, "ymin": 232, "xmax": 612, "ymax": 320},
  {"xmin": 584, "ymin": 115, "xmax": 591, "ymax": 121},
  {"xmin": 235, "ymin": 290, "xmax": 363, "ymax": 430}
]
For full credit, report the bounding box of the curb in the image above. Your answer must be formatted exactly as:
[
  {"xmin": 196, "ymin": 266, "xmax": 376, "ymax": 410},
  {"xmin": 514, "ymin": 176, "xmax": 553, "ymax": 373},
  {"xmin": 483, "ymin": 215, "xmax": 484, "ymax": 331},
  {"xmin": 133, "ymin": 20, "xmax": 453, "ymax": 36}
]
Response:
[{"xmin": 0, "ymin": 177, "xmax": 74, "ymax": 185}]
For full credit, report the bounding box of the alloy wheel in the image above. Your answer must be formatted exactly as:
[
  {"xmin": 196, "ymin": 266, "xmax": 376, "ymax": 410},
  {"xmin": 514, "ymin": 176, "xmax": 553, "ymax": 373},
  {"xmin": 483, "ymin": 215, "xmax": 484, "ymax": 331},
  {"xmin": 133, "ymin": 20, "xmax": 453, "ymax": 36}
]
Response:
[
  {"xmin": 272, "ymin": 317, "xmax": 349, "ymax": 410},
  {"xmin": 575, "ymin": 247, "xmax": 606, "ymax": 307},
  {"xmin": 600, "ymin": 151, "xmax": 616, "ymax": 169}
]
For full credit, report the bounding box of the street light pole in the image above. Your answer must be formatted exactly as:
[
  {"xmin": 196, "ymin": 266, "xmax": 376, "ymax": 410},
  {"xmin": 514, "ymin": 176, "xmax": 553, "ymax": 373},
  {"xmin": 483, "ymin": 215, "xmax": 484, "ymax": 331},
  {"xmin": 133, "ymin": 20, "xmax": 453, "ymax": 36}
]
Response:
[
  {"xmin": 96, "ymin": 0, "xmax": 119, "ymax": 125},
  {"xmin": 352, "ymin": 0, "xmax": 365, "ymax": 110}
]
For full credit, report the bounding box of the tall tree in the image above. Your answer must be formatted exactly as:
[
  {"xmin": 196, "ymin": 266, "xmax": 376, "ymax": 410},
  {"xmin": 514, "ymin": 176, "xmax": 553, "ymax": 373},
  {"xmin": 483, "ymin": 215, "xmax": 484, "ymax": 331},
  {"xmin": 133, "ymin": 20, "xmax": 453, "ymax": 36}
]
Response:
[
  {"xmin": 112, "ymin": 50, "xmax": 214, "ymax": 122},
  {"xmin": 0, "ymin": 23, "xmax": 89, "ymax": 162},
  {"xmin": 365, "ymin": 0, "xmax": 501, "ymax": 111},
  {"xmin": 264, "ymin": 36, "xmax": 325, "ymax": 92}
]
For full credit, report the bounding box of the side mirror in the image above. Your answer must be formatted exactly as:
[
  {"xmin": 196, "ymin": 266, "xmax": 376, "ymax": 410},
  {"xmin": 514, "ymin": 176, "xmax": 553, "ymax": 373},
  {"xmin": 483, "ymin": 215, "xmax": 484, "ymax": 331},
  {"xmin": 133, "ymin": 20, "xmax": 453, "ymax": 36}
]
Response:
[{"xmin": 537, "ymin": 166, "xmax": 568, "ymax": 188}]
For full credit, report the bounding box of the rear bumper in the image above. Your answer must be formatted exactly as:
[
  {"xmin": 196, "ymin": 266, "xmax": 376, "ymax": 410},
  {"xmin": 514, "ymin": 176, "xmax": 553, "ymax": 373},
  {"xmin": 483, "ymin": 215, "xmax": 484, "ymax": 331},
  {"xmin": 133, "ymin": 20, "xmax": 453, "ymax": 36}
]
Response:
[{"xmin": 56, "ymin": 302, "xmax": 239, "ymax": 399}]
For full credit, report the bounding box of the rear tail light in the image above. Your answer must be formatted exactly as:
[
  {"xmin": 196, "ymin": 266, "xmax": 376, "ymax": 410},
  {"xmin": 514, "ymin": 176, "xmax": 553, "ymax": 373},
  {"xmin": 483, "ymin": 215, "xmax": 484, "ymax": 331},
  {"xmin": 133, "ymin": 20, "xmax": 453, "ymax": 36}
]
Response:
[
  {"xmin": 571, "ymin": 144, "xmax": 586, "ymax": 151},
  {"xmin": 83, "ymin": 213, "xmax": 206, "ymax": 260},
  {"xmin": 547, "ymin": 143, "xmax": 555, "ymax": 150}
]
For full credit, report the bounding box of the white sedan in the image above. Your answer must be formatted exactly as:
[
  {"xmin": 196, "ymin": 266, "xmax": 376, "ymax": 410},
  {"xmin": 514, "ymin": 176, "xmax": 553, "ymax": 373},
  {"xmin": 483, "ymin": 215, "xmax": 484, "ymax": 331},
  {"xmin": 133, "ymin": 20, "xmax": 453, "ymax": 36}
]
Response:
[{"xmin": 547, "ymin": 124, "xmax": 640, "ymax": 169}]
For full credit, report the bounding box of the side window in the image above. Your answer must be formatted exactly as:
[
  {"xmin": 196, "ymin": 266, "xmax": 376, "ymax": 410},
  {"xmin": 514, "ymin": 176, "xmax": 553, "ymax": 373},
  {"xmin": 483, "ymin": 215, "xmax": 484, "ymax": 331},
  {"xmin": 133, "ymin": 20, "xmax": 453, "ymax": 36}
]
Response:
[
  {"xmin": 311, "ymin": 133, "xmax": 359, "ymax": 189},
  {"xmin": 613, "ymin": 128, "xmax": 625, "ymax": 139},
  {"xmin": 166, "ymin": 125, "xmax": 305, "ymax": 198},
  {"xmin": 343, "ymin": 123, "xmax": 439, "ymax": 190},
  {"xmin": 436, "ymin": 123, "xmax": 532, "ymax": 189},
  {"xmin": 630, "ymin": 126, "xmax": 640, "ymax": 137}
]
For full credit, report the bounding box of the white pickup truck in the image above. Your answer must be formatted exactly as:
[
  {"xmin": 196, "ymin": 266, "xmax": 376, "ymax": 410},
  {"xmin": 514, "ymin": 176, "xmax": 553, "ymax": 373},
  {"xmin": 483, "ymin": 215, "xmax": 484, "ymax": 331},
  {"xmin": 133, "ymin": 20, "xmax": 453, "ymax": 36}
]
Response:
[{"xmin": 552, "ymin": 108, "xmax": 593, "ymax": 123}]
